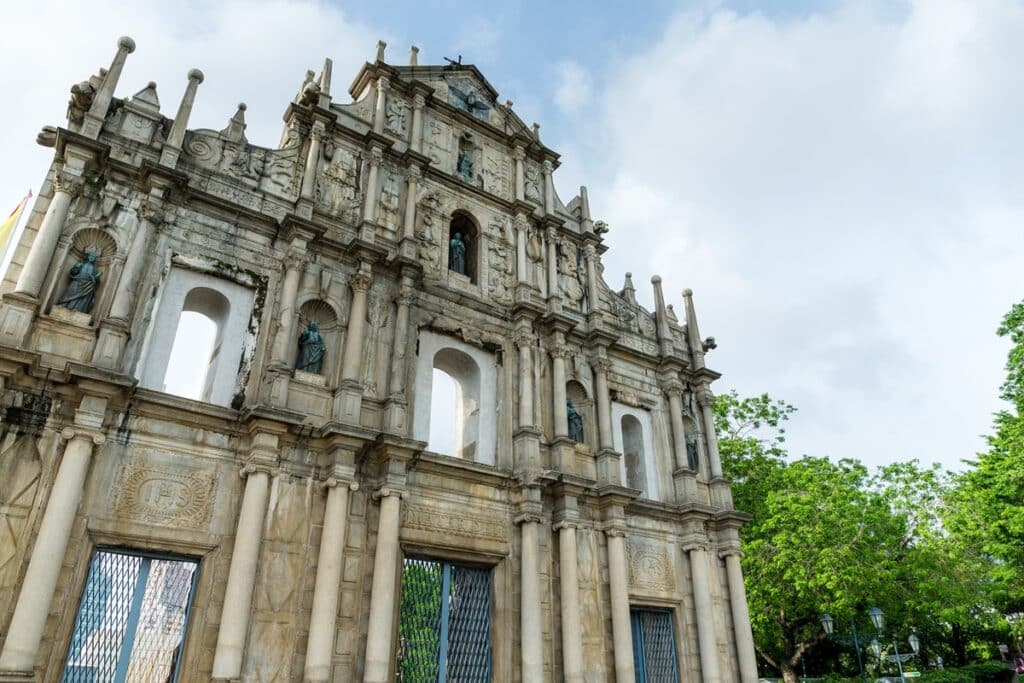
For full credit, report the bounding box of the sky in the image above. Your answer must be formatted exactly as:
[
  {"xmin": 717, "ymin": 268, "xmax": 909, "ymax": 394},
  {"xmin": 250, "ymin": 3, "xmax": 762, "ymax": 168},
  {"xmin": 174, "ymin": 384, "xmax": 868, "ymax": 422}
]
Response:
[{"xmin": 1, "ymin": 0, "xmax": 1021, "ymax": 472}]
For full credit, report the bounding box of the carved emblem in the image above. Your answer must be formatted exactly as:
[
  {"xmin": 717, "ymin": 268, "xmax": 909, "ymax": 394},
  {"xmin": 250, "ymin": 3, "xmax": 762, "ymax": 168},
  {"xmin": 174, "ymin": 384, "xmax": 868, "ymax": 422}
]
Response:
[
  {"xmin": 628, "ymin": 541, "xmax": 673, "ymax": 592},
  {"xmin": 402, "ymin": 503, "xmax": 506, "ymax": 542},
  {"xmin": 114, "ymin": 461, "xmax": 215, "ymax": 528}
]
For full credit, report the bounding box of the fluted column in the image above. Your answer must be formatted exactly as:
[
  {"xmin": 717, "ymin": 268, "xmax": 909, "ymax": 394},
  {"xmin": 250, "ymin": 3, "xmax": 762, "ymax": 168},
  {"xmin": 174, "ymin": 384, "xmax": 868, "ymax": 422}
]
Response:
[
  {"xmin": 304, "ymin": 474, "xmax": 358, "ymax": 682},
  {"xmin": 517, "ymin": 510, "xmax": 544, "ymax": 683},
  {"xmin": 108, "ymin": 201, "xmax": 163, "ymax": 321},
  {"xmin": 388, "ymin": 282, "xmax": 414, "ymax": 397},
  {"xmin": 515, "ymin": 329, "xmax": 535, "ymax": 429},
  {"xmin": 211, "ymin": 462, "xmax": 273, "ymax": 680},
  {"xmin": 687, "ymin": 544, "xmax": 723, "ymax": 683},
  {"xmin": 663, "ymin": 380, "xmax": 689, "ymax": 470},
  {"xmin": 81, "ymin": 36, "xmax": 135, "ymax": 138},
  {"xmin": 361, "ymin": 147, "xmax": 383, "ymax": 225},
  {"xmin": 410, "ymin": 94, "xmax": 426, "ymax": 152},
  {"xmin": 545, "ymin": 225, "xmax": 560, "ymax": 306},
  {"xmin": 556, "ymin": 520, "xmax": 584, "ymax": 683},
  {"xmin": 593, "ymin": 357, "xmax": 613, "ymax": 450},
  {"xmin": 605, "ymin": 527, "xmax": 636, "ymax": 683},
  {"xmin": 0, "ymin": 425, "xmax": 104, "ymax": 673},
  {"xmin": 363, "ymin": 487, "xmax": 405, "ymax": 683},
  {"xmin": 340, "ymin": 267, "xmax": 372, "ymax": 382},
  {"xmin": 300, "ymin": 122, "xmax": 325, "ymax": 202},
  {"xmin": 270, "ymin": 246, "xmax": 306, "ymax": 366},
  {"xmin": 698, "ymin": 389, "xmax": 724, "ymax": 478},
  {"xmin": 159, "ymin": 68, "xmax": 204, "ymax": 168},
  {"xmin": 721, "ymin": 550, "xmax": 758, "ymax": 683},
  {"xmin": 551, "ymin": 341, "xmax": 568, "ymax": 439},
  {"xmin": 15, "ymin": 171, "xmax": 81, "ymax": 298},
  {"xmin": 401, "ymin": 164, "xmax": 421, "ymax": 241},
  {"xmin": 372, "ymin": 76, "xmax": 389, "ymax": 135},
  {"xmin": 513, "ymin": 146, "xmax": 526, "ymax": 201}
]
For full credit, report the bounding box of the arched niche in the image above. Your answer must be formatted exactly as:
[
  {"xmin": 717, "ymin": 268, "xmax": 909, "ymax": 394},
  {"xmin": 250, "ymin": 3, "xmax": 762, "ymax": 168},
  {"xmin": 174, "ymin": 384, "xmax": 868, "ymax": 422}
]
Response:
[
  {"xmin": 294, "ymin": 298, "xmax": 340, "ymax": 384},
  {"xmin": 566, "ymin": 379, "xmax": 595, "ymax": 451},
  {"xmin": 412, "ymin": 330, "xmax": 498, "ymax": 466},
  {"xmin": 46, "ymin": 227, "xmax": 119, "ymax": 322},
  {"xmin": 612, "ymin": 402, "xmax": 660, "ymax": 501},
  {"xmin": 446, "ymin": 210, "xmax": 479, "ymax": 284},
  {"xmin": 138, "ymin": 267, "xmax": 255, "ymax": 407}
]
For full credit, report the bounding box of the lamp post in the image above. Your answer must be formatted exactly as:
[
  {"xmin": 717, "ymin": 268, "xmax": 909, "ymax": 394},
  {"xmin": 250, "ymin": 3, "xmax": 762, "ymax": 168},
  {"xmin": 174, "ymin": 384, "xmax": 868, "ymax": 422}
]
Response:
[
  {"xmin": 1006, "ymin": 612, "xmax": 1024, "ymax": 657},
  {"xmin": 821, "ymin": 607, "xmax": 919, "ymax": 683}
]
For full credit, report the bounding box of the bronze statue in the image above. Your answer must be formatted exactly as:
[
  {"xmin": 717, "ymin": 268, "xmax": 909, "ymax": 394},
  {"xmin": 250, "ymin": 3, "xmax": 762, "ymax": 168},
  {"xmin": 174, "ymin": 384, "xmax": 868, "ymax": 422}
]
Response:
[
  {"xmin": 686, "ymin": 436, "xmax": 699, "ymax": 471},
  {"xmin": 296, "ymin": 320, "xmax": 326, "ymax": 374},
  {"xmin": 56, "ymin": 251, "xmax": 101, "ymax": 314},
  {"xmin": 567, "ymin": 399, "xmax": 584, "ymax": 444},
  {"xmin": 449, "ymin": 232, "xmax": 468, "ymax": 275}
]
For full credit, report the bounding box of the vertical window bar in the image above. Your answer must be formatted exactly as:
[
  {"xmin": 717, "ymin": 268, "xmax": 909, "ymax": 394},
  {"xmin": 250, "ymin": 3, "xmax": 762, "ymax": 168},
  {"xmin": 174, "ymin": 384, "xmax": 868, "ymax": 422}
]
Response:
[
  {"xmin": 437, "ymin": 562, "xmax": 453, "ymax": 683},
  {"xmin": 113, "ymin": 557, "xmax": 152, "ymax": 681},
  {"xmin": 631, "ymin": 610, "xmax": 648, "ymax": 683}
]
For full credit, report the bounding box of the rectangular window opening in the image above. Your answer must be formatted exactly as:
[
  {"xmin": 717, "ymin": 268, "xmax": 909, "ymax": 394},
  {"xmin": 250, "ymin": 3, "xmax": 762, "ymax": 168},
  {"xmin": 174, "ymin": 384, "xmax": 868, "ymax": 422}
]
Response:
[
  {"xmin": 398, "ymin": 557, "xmax": 493, "ymax": 682},
  {"xmin": 62, "ymin": 548, "xmax": 199, "ymax": 683},
  {"xmin": 631, "ymin": 607, "xmax": 680, "ymax": 683}
]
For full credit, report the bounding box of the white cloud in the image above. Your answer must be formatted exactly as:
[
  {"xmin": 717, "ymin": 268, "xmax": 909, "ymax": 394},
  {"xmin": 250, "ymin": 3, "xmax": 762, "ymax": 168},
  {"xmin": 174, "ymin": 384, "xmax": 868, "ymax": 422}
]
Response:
[
  {"xmin": 583, "ymin": 0, "xmax": 1024, "ymax": 470},
  {"xmin": 553, "ymin": 60, "xmax": 594, "ymax": 116}
]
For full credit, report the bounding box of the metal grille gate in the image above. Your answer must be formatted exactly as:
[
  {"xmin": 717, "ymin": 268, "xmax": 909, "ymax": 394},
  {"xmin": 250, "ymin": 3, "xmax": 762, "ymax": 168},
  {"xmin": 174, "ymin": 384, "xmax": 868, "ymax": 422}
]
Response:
[
  {"xmin": 631, "ymin": 608, "xmax": 680, "ymax": 683},
  {"xmin": 398, "ymin": 557, "xmax": 493, "ymax": 682},
  {"xmin": 62, "ymin": 549, "xmax": 198, "ymax": 683}
]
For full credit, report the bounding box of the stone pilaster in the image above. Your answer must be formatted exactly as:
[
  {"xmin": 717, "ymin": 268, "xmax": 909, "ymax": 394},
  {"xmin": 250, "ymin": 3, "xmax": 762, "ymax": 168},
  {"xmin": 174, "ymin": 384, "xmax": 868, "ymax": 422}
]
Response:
[
  {"xmin": 0, "ymin": 397, "xmax": 106, "ymax": 676},
  {"xmin": 410, "ymin": 93, "xmax": 426, "ymax": 153},
  {"xmin": 360, "ymin": 146, "xmax": 384, "ymax": 241},
  {"xmin": 299, "ymin": 121, "xmax": 325, "ymax": 214},
  {"xmin": 362, "ymin": 485, "xmax": 406, "ymax": 683},
  {"xmin": 542, "ymin": 159, "xmax": 555, "ymax": 216},
  {"xmin": 697, "ymin": 388, "xmax": 724, "ymax": 478},
  {"xmin": 721, "ymin": 548, "xmax": 759, "ymax": 683},
  {"xmin": 684, "ymin": 540, "xmax": 723, "ymax": 683},
  {"xmin": 604, "ymin": 521, "xmax": 635, "ymax": 683},
  {"xmin": 401, "ymin": 164, "xmax": 421, "ymax": 242},
  {"xmin": 384, "ymin": 280, "xmax": 415, "ymax": 433},
  {"xmin": 554, "ymin": 493, "xmax": 584, "ymax": 683},
  {"xmin": 591, "ymin": 355, "xmax": 620, "ymax": 484},
  {"xmin": 336, "ymin": 265, "xmax": 372, "ymax": 423},
  {"xmin": 270, "ymin": 243, "xmax": 307, "ymax": 367},
  {"xmin": 545, "ymin": 224, "xmax": 560, "ymax": 309},
  {"xmin": 513, "ymin": 145, "xmax": 526, "ymax": 201},
  {"xmin": 515, "ymin": 213, "xmax": 530, "ymax": 286},
  {"xmin": 516, "ymin": 488, "xmax": 544, "ymax": 683},
  {"xmin": 15, "ymin": 171, "xmax": 81, "ymax": 300},
  {"xmin": 584, "ymin": 244, "xmax": 600, "ymax": 319},
  {"xmin": 372, "ymin": 76, "xmax": 389, "ymax": 135}
]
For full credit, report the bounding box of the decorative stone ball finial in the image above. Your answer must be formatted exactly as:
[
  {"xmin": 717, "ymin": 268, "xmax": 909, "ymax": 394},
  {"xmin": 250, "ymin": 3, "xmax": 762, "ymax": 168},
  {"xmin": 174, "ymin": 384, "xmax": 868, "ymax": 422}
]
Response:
[
  {"xmin": 651, "ymin": 275, "xmax": 662, "ymax": 284},
  {"xmin": 682, "ymin": 288, "xmax": 693, "ymax": 297},
  {"xmin": 118, "ymin": 36, "xmax": 136, "ymax": 53},
  {"xmin": 187, "ymin": 68, "xmax": 205, "ymax": 84}
]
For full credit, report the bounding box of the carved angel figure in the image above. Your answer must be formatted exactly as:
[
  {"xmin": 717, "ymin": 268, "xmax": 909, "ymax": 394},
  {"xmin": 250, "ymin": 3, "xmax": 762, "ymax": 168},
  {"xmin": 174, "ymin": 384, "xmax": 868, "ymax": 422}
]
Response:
[{"xmin": 447, "ymin": 81, "xmax": 490, "ymax": 118}]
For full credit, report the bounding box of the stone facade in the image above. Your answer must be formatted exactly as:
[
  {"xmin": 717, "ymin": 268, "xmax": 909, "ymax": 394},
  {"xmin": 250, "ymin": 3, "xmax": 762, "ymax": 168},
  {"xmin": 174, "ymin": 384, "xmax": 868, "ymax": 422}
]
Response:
[{"xmin": 0, "ymin": 37, "xmax": 758, "ymax": 682}]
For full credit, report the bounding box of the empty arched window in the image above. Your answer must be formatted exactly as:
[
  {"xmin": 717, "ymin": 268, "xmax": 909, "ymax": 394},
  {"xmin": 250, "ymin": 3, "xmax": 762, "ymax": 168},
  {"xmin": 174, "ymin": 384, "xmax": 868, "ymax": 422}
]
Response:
[
  {"xmin": 139, "ymin": 267, "xmax": 255, "ymax": 408},
  {"xmin": 622, "ymin": 414, "xmax": 647, "ymax": 495},
  {"xmin": 428, "ymin": 348, "xmax": 481, "ymax": 460},
  {"xmin": 447, "ymin": 212, "xmax": 479, "ymax": 283}
]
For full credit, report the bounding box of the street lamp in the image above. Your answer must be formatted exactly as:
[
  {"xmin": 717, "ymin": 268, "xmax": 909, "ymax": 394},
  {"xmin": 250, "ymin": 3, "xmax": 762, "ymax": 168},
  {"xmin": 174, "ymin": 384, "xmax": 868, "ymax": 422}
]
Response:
[
  {"xmin": 864, "ymin": 608, "xmax": 920, "ymax": 683},
  {"xmin": 821, "ymin": 607, "xmax": 919, "ymax": 683},
  {"xmin": 820, "ymin": 611, "xmax": 869, "ymax": 683},
  {"xmin": 1006, "ymin": 612, "xmax": 1024, "ymax": 656}
]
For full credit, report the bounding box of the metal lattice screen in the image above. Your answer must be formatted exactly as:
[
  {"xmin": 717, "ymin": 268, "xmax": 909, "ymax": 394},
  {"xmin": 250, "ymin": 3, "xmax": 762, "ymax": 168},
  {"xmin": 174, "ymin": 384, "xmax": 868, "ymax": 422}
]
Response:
[
  {"xmin": 631, "ymin": 608, "xmax": 680, "ymax": 683},
  {"xmin": 398, "ymin": 557, "xmax": 493, "ymax": 682},
  {"xmin": 62, "ymin": 549, "xmax": 198, "ymax": 683}
]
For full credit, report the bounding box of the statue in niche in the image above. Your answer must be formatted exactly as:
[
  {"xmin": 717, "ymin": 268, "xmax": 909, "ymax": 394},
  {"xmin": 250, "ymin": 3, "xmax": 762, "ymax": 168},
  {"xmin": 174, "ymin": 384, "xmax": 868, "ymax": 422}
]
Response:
[
  {"xmin": 296, "ymin": 321, "xmax": 326, "ymax": 374},
  {"xmin": 56, "ymin": 251, "xmax": 101, "ymax": 314},
  {"xmin": 686, "ymin": 436, "xmax": 699, "ymax": 471},
  {"xmin": 567, "ymin": 400, "xmax": 585, "ymax": 444},
  {"xmin": 457, "ymin": 149, "xmax": 473, "ymax": 182},
  {"xmin": 449, "ymin": 232, "xmax": 468, "ymax": 275}
]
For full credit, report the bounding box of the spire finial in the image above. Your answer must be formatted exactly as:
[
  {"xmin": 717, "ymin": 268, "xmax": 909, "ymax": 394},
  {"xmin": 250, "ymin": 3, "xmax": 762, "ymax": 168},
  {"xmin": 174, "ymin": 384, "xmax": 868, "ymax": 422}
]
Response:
[
  {"xmin": 409, "ymin": 45, "xmax": 419, "ymax": 66},
  {"xmin": 376, "ymin": 40, "xmax": 387, "ymax": 62}
]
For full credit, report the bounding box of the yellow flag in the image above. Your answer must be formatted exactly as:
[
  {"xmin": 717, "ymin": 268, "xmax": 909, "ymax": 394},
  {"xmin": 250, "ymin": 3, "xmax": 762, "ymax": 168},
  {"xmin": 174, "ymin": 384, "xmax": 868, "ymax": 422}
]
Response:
[{"xmin": 0, "ymin": 190, "xmax": 32, "ymax": 267}]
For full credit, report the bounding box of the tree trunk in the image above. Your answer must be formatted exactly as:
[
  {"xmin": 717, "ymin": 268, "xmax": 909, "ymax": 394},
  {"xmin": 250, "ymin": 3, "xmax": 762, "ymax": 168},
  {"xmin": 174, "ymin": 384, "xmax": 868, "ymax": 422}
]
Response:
[
  {"xmin": 951, "ymin": 622, "xmax": 967, "ymax": 667},
  {"xmin": 781, "ymin": 662, "xmax": 800, "ymax": 683}
]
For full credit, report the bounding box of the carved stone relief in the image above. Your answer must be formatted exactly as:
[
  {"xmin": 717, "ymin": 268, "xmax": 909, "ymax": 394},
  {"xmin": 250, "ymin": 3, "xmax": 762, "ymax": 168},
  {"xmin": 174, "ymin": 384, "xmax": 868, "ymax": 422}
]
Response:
[
  {"xmin": 402, "ymin": 503, "xmax": 506, "ymax": 542},
  {"xmin": 377, "ymin": 168, "xmax": 401, "ymax": 232},
  {"xmin": 416, "ymin": 191, "xmax": 443, "ymax": 277},
  {"xmin": 259, "ymin": 124, "xmax": 303, "ymax": 200},
  {"xmin": 482, "ymin": 147, "xmax": 511, "ymax": 199},
  {"xmin": 524, "ymin": 160, "xmax": 542, "ymax": 203},
  {"xmin": 628, "ymin": 540, "xmax": 673, "ymax": 592},
  {"xmin": 317, "ymin": 145, "xmax": 361, "ymax": 222},
  {"xmin": 113, "ymin": 460, "xmax": 215, "ymax": 528},
  {"xmin": 362, "ymin": 294, "xmax": 391, "ymax": 397},
  {"xmin": 558, "ymin": 242, "xmax": 586, "ymax": 310},
  {"xmin": 486, "ymin": 216, "xmax": 513, "ymax": 304},
  {"xmin": 385, "ymin": 96, "xmax": 409, "ymax": 137},
  {"xmin": 0, "ymin": 436, "xmax": 42, "ymax": 594}
]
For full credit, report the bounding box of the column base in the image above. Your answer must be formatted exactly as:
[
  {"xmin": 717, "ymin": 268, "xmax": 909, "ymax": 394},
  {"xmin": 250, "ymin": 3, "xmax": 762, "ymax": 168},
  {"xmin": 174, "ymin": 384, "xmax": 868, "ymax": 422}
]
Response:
[
  {"xmin": 595, "ymin": 447, "xmax": 622, "ymax": 485},
  {"xmin": 295, "ymin": 197, "xmax": 314, "ymax": 220},
  {"xmin": 0, "ymin": 293, "xmax": 38, "ymax": 348},
  {"xmin": 383, "ymin": 395, "xmax": 408, "ymax": 435},
  {"xmin": 92, "ymin": 318, "xmax": 129, "ymax": 369},
  {"xmin": 264, "ymin": 366, "xmax": 292, "ymax": 407},
  {"xmin": 673, "ymin": 467, "xmax": 700, "ymax": 503},
  {"xmin": 0, "ymin": 671, "xmax": 36, "ymax": 682},
  {"xmin": 513, "ymin": 427, "xmax": 542, "ymax": 472},
  {"xmin": 358, "ymin": 219, "xmax": 378, "ymax": 243},
  {"xmin": 550, "ymin": 437, "xmax": 575, "ymax": 472},
  {"xmin": 394, "ymin": 237, "xmax": 418, "ymax": 264},
  {"xmin": 334, "ymin": 380, "xmax": 364, "ymax": 424},
  {"xmin": 710, "ymin": 476, "xmax": 734, "ymax": 509}
]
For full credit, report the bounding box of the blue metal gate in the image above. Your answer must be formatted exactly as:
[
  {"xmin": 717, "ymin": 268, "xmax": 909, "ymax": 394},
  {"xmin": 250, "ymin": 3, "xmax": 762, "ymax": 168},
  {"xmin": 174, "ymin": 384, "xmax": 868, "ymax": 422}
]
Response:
[
  {"xmin": 61, "ymin": 549, "xmax": 199, "ymax": 683},
  {"xmin": 397, "ymin": 557, "xmax": 493, "ymax": 682},
  {"xmin": 631, "ymin": 608, "xmax": 680, "ymax": 683}
]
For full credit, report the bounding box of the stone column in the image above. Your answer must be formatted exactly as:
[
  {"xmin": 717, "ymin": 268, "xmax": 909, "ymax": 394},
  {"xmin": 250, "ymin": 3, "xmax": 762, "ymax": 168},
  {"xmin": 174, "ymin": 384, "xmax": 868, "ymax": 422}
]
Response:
[
  {"xmin": 108, "ymin": 201, "xmax": 163, "ymax": 321},
  {"xmin": 698, "ymin": 389, "xmax": 724, "ymax": 478},
  {"xmin": 304, "ymin": 474, "xmax": 358, "ymax": 682},
  {"xmin": 556, "ymin": 520, "xmax": 584, "ymax": 683},
  {"xmin": 515, "ymin": 329, "xmax": 534, "ymax": 429},
  {"xmin": 361, "ymin": 147, "xmax": 383, "ymax": 225},
  {"xmin": 81, "ymin": 36, "xmax": 135, "ymax": 139},
  {"xmin": 517, "ymin": 510, "xmax": 544, "ymax": 683},
  {"xmin": 363, "ymin": 487, "xmax": 404, "ymax": 683},
  {"xmin": 722, "ymin": 550, "xmax": 759, "ymax": 683},
  {"xmin": 159, "ymin": 68, "xmax": 204, "ymax": 168},
  {"xmin": 401, "ymin": 164, "xmax": 421, "ymax": 241},
  {"xmin": 372, "ymin": 76, "xmax": 389, "ymax": 135},
  {"xmin": 270, "ymin": 245, "xmax": 306, "ymax": 366},
  {"xmin": 592, "ymin": 357, "xmax": 613, "ymax": 450},
  {"xmin": 340, "ymin": 267, "xmax": 372, "ymax": 382},
  {"xmin": 663, "ymin": 380, "xmax": 689, "ymax": 471},
  {"xmin": 584, "ymin": 244, "xmax": 600, "ymax": 316},
  {"xmin": 515, "ymin": 214, "xmax": 529, "ymax": 285},
  {"xmin": 687, "ymin": 544, "xmax": 723, "ymax": 683},
  {"xmin": 542, "ymin": 160, "xmax": 555, "ymax": 215},
  {"xmin": 300, "ymin": 122, "xmax": 325, "ymax": 202},
  {"xmin": 387, "ymin": 283, "xmax": 414, "ymax": 397},
  {"xmin": 410, "ymin": 94, "xmax": 425, "ymax": 153},
  {"xmin": 15, "ymin": 172, "xmax": 81, "ymax": 298},
  {"xmin": 211, "ymin": 462, "xmax": 273, "ymax": 680},
  {"xmin": 605, "ymin": 527, "xmax": 636, "ymax": 683},
  {"xmin": 550, "ymin": 340, "xmax": 568, "ymax": 439},
  {"xmin": 513, "ymin": 146, "xmax": 526, "ymax": 201},
  {"xmin": 0, "ymin": 425, "xmax": 104, "ymax": 673},
  {"xmin": 545, "ymin": 225, "xmax": 560, "ymax": 306}
]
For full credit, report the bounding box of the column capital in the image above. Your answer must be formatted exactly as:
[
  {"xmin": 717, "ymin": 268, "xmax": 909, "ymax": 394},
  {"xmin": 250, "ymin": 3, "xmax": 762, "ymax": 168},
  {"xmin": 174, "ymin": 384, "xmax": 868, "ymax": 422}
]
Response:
[
  {"xmin": 406, "ymin": 163, "xmax": 423, "ymax": 181},
  {"xmin": 53, "ymin": 171, "xmax": 84, "ymax": 198},
  {"xmin": 592, "ymin": 357, "xmax": 612, "ymax": 374},
  {"xmin": 372, "ymin": 486, "xmax": 406, "ymax": 501},
  {"xmin": 514, "ymin": 512, "xmax": 544, "ymax": 525},
  {"xmin": 513, "ymin": 328, "xmax": 536, "ymax": 349},
  {"xmin": 604, "ymin": 526, "xmax": 628, "ymax": 539},
  {"xmin": 397, "ymin": 287, "xmax": 416, "ymax": 306},
  {"xmin": 545, "ymin": 224, "xmax": 558, "ymax": 241},
  {"xmin": 662, "ymin": 378, "xmax": 684, "ymax": 397},
  {"xmin": 681, "ymin": 537, "xmax": 710, "ymax": 553},
  {"xmin": 139, "ymin": 199, "xmax": 166, "ymax": 226},
  {"xmin": 239, "ymin": 463, "xmax": 275, "ymax": 478},
  {"xmin": 377, "ymin": 75, "xmax": 391, "ymax": 92},
  {"xmin": 412, "ymin": 93, "xmax": 426, "ymax": 109},
  {"xmin": 60, "ymin": 426, "xmax": 105, "ymax": 446},
  {"xmin": 512, "ymin": 145, "xmax": 526, "ymax": 161},
  {"xmin": 549, "ymin": 344, "xmax": 569, "ymax": 360},
  {"xmin": 349, "ymin": 270, "xmax": 373, "ymax": 293},
  {"xmin": 323, "ymin": 477, "xmax": 359, "ymax": 492},
  {"xmin": 542, "ymin": 159, "xmax": 553, "ymax": 174},
  {"xmin": 696, "ymin": 388, "xmax": 715, "ymax": 407},
  {"xmin": 583, "ymin": 243, "xmax": 597, "ymax": 259},
  {"xmin": 552, "ymin": 520, "xmax": 578, "ymax": 532},
  {"xmin": 363, "ymin": 146, "xmax": 384, "ymax": 165},
  {"xmin": 514, "ymin": 212, "xmax": 530, "ymax": 232},
  {"xmin": 718, "ymin": 546, "xmax": 744, "ymax": 560}
]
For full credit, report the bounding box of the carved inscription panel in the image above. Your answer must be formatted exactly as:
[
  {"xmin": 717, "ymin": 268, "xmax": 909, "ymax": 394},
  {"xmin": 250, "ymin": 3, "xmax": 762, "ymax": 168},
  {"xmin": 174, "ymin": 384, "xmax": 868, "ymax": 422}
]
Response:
[
  {"xmin": 402, "ymin": 502, "xmax": 507, "ymax": 542},
  {"xmin": 628, "ymin": 540, "xmax": 674, "ymax": 593},
  {"xmin": 114, "ymin": 460, "xmax": 215, "ymax": 529}
]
